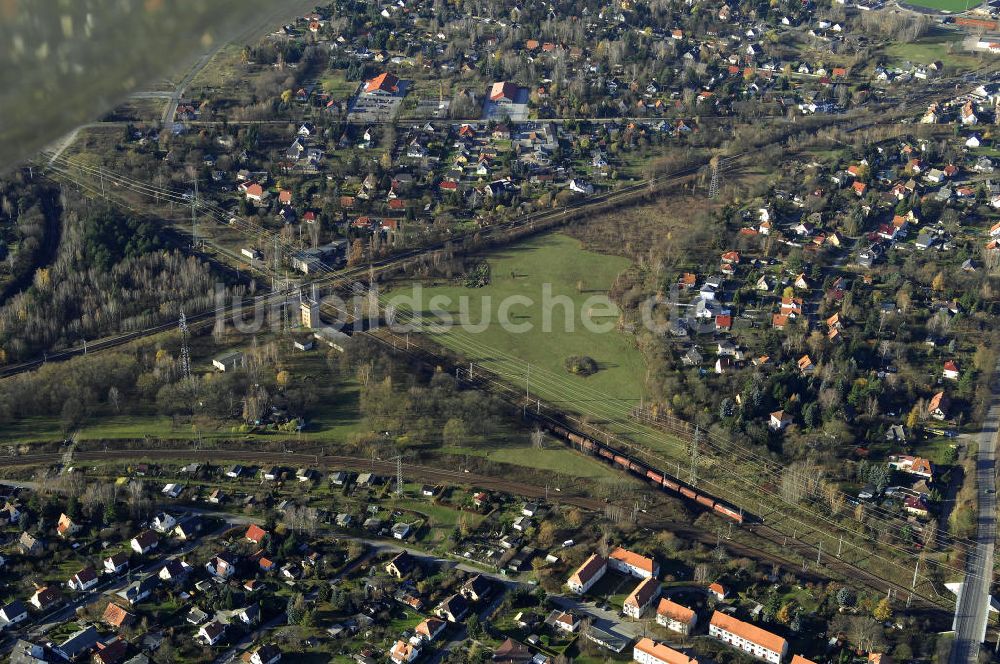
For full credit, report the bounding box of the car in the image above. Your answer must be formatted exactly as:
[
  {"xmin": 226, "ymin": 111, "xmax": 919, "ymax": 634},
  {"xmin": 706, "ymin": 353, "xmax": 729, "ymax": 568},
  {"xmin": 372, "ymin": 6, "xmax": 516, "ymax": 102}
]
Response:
[{"xmin": 986, "ymin": 488, "xmax": 995, "ymax": 495}]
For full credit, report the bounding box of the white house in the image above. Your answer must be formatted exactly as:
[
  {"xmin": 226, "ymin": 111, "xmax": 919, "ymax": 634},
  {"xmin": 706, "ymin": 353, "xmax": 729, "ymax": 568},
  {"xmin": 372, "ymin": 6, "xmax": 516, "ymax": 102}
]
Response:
[
  {"xmin": 656, "ymin": 598, "xmax": 697, "ymax": 635},
  {"xmin": 709, "ymin": 611, "xmax": 788, "ymax": 663},
  {"xmin": 104, "ymin": 553, "xmax": 129, "ymax": 575},
  {"xmin": 634, "ymin": 638, "xmax": 699, "ymax": 664},
  {"xmin": 151, "ymin": 513, "xmax": 177, "ymax": 533},
  {"xmin": 609, "ymin": 547, "xmax": 659, "ymax": 579},
  {"xmin": 130, "ymin": 531, "xmax": 159, "ymax": 555},
  {"xmin": 389, "ymin": 640, "xmax": 421, "ymax": 664},
  {"xmin": 198, "ymin": 621, "xmax": 226, "ymax": 646},
  {"xmin": 68, "ymin": 567, "xmax": 99, "ymax": 592},
  {"xmin": 623, "ymin": 577, "xmax": 660, "ymax": 619},
  {"xmin": 567, "ymin": 553, "xmax": 606, "ymax": 594},
  {"xmin": 0, "ymin": 600, "xmax": 29, "ymax": 628}
]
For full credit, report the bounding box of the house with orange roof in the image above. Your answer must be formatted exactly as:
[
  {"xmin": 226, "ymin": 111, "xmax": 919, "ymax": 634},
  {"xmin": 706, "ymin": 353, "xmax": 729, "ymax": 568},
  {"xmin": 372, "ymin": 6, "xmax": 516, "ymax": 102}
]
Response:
[
  {"xmin": 928, "ymin": 391, "xmax": 950, "ymax": 421},
  {"xmin": 364, "ymin": 72, "xmax": 400, "ymax": 96},
  {"xmin": 943, "ymin": 360, "xmax": 960, "ymax": 380},
  {"xmin": 769, "ymin": 410, "xmax": 792, "ymax": 432},
  {"xmin": 797, "ymin": 355, "xmax": 814, "ymax": 374},
  {"xmin": 791, "ymin": 656, "xmax": 818, "ymax": 664},
  {"xmin": 245, "ymin": 524, "xmax": 268, "ymax": 545},
  {"xmin": 567, "ymin": 553, "xmax": 606, "ymax": 594},
  {"xmin": 708, "ymin": 582, "xmax": 727, "ymax": 600},
  {"xmin": 244, "ymin": 183, "xmax": 266, "ymax": 203},
  {"xmin": 609, "ymin": 546, "xmax": 659, "ymax": 579},
  {"xmin": 780, "ymin": 297, "xmax": 803, "ymax": 317},
  {"xmin": 389, "ymin": 639, "xmax": 420, "ymax": 664},
  {"xmin": 634, "ymin": 638, "xmax": 699, "ymax": 664},
  {"xmin": 888, "ymin": 454, "xmax": 934, "ymax": 480},
  {"xmin": 489, "ymin": 81, "xmax": 521, "ymax": 104},
  {"xmin": 57, "ymin": 513, "xmax": 81, "ymax": 538},
  {"xmin": 709, "ymin": 611, "xmax": 788, "ymax": 663},
  {"xmin": 656, "ymin": 597, "xmax": 697, "ymax": 634},
  {"xmin": 852, "ymin": 181, "xmax": 867, "ymax": 197},
  {"xmin": 412, "ymin": 617, "xmax": 446, "ymax": 643},
  {"xmin": 623, "ymin": 577, "xmax": 660, "ymax": 618},
  {"xmin": 102, "ymin": 602, "xmax": 135, "ymax": 630}
]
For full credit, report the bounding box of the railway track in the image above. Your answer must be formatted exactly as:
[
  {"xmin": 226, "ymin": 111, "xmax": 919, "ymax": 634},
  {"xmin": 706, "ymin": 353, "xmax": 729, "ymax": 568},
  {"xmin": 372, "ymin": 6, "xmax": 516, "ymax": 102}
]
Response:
[
  {"xmin": 0, "ymin": 151, "xmax": 743, "ymax": 380},
  {"xmin": 1, "ymin": 446, "xmax": 908, "ymax": 602}
]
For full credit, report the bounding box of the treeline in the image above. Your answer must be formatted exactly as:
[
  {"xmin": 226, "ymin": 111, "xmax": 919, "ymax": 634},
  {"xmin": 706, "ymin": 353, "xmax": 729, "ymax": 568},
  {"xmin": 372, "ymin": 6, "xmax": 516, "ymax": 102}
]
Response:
[
  {"xmin": 0, "ymin": 174, "xmax": 58, "ymax": 302},
  {"xmin": 0, "ymin": 203, "xmax": 219, "ymax": 362}
]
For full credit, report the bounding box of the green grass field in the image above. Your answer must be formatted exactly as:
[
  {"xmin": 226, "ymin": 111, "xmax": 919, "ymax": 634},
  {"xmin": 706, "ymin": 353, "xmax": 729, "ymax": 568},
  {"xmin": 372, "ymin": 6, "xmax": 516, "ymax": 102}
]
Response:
[
  {"xmin": 387, "ymin": 233, "xmax": 647, "ymax": 422},
  {"xmin": 899, "ymin": 0, "xmax": 976, "ymax": 11},
  {"xmin": 447, "ymin": 442, "xmax": 620, "ymax": 479},
  {"xmin": 882, "ymin": 31, "xmax": 978, "ymax": 70}
]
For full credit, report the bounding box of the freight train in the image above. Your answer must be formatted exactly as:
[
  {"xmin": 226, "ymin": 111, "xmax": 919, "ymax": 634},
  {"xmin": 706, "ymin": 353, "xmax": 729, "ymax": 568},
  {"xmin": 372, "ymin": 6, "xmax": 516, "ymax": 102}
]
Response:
[{"xmin": 542, "ymin": 422, "xmax": 749, "ymax": 525}]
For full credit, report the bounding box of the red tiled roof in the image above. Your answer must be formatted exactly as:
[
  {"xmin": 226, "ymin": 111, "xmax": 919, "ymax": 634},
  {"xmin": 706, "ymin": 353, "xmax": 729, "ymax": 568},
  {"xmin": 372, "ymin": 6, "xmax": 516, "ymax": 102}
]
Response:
[
  {"xmin": 610, "ymin": 547, "xmax": 656, "ymax": 574},
  {"xmin": 365, "ymin": 72, "xmax": 399, "ymax": 94},
  {"xmin": 656, "ymin": 598, "xmax": 695, "ymax": 624},
  {"xmin": 635, "ymin": 638, "xmax": 698, "ymax": 664},
  {"xmin": 710, "ymin": 611, "xmax": 786, "ymax": 654}
]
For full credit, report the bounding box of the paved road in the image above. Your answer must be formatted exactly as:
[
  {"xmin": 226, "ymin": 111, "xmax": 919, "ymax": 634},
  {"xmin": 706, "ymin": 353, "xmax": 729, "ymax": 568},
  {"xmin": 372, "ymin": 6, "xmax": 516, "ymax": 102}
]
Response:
[{"xmin": 950, "ymin": 356, "xmax": 1000, "ymax": 664}]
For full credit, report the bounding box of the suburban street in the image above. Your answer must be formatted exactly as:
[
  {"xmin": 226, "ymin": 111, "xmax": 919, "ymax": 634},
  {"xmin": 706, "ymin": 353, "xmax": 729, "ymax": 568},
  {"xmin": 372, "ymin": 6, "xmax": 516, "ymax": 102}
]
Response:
[{"xmin": 950, "ymin": 356, "xmax": 1000, "ymax": 663}]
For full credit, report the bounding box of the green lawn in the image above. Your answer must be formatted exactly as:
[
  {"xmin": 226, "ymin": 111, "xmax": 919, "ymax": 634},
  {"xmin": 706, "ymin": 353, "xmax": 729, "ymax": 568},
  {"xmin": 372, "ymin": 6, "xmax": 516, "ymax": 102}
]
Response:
[
  {"xmin": 447, "ymin": 442, "xmax": 620, "ymax": 479},
  {"xmin": 882, "ymin": 31, "xmax": 979, "ymax": 70},
  {"xmin": 386, "ymin": 233, "xmax": 647, "ymax": 427},
  {"xmin": 899, "ymin": 0, "xmax": 977, "ymax": 11}
]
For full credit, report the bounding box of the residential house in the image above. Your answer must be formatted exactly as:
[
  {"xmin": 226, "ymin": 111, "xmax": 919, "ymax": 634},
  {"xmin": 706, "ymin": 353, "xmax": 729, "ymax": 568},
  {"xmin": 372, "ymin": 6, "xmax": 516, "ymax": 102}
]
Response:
[
  {"xmin": 656, "ymin": 598, "xmax": 697, "ymax": 635},
  {"xmin": 634, "ymin": 638, "xmax": 699, "ymax": 664},
  {"xmin": 0, "ymin": 600, "xmax": 29, "ymax": 628},
  {"xmin": 769, "ymin": 411, "xmax": 792, "ymax": 432},
  {"xmin": 943, "ymin": 360, "xmax": 960, "ymax": 380},
  {"xmin": 56, "ymin": 513, "xmax": 81, "ymax": 538},
  {"xmin": 928, "ymin": 391, "xmax": 950, "ymax": 421},
  {"xmin": 709, "ymin": 611, "xmax": 788, "ymax": 663},
  {"xmin": 93, "ymin": 639, "xmax": 129, "ymax": 664},
  {"xmin": 198, "ymin": 621, "xmax": 226, "ymax": 646},
  {"xmin": 904, "ymin": 495, "xmax": 930, "ymax": 517},
  {"xmin": 550, "ymin": 610, "xmax": 581, "ymax": 633},
  {"xmin": 412, "ymin": 617, "xmax": 447, "ymax": 643},
  {"xmin": 54, "ymin": 626, "xmax": 100, "ymax": 662},
  {"xmin": 708, "ymin": 582, "xmax": 728, "ymax": 601},
  {"xmin": 888, "ymin": 455, "xmax": 934, "ymax": 480},
  {"xmin": 158, "ymin": 559, "xmax": 191, "ymax": 585},
  {"xmin": 461, "ymin": 575, "xmax": 492, "ymax": 602},
  {"xmin": 435, "ymin": 594, "xmax": 470, "ymax": 623},
  {"xmin": 120, "ymin": 574, "xmax": 158, "ymax": 605},
  {"xmin": 68, "ymin": 566, "xmax": 98, "ymax": 592},
  {"xmin": 205, "ymin": 551, "xmax": 239, "ymax": 579},
  {"xmin": 245, "ymin": 524, "xmax": 268, "ymax": 546},
  {"xmin": 609, "ymin": 547, "xmax": 658, "ymax": 579},
  {"xmin": 623, "ymin": 577, "xmax": 660, "ymax": 618},
  {"xmin": 386, "ymin": 551, "xmax": 416, "ymax": 579},
  {"xmin": 130, "ymin": 531, "xmax": 158, "ymax": 555},
  {"xmin": 493, "ymin": 638, "xmax": 532, "ymax": 664},
  {"xmin": 104, "ymin": 553, "xmax": 129, "ymax": 575},
  {"xmin": 567, "ymin": 553, "xmax": 606, "ymax": 594},
  {"xmin": 151, "ymin": 513, "xmax": 176, "ymax": 533},
  {"xmin": 173, "ymin": 515, "xmax": 203, "ymax": 540},
  {"xmin": 249, "ymin": 644, "xmax": 282, "ymax": 664},
  {"xmin": 19, "ymin": 532, "xmax": 43, "ymax": 556},
  {"xmin": 390, "ymin": 640, "xmax": 420, "ymax": 664},
  {"xmin": 234, "ymin": 604, "xmax": 261, "ymax": 628},
  {"xmin": 102, "ymin": 603, "xmax": 135, "ymax": 630},
  {"xmin": 28, "ymin": 586, "xmax": 62, "ymax": 611}
]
